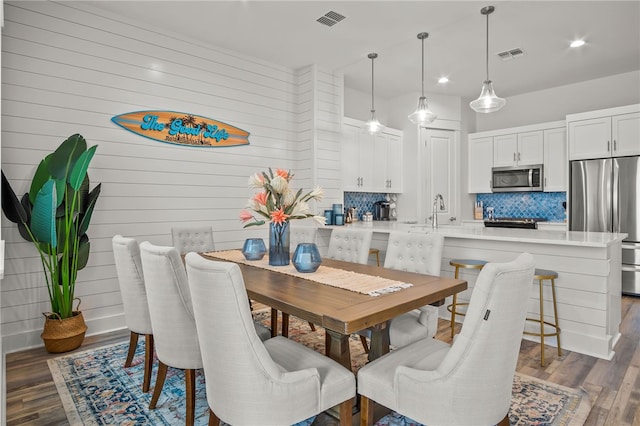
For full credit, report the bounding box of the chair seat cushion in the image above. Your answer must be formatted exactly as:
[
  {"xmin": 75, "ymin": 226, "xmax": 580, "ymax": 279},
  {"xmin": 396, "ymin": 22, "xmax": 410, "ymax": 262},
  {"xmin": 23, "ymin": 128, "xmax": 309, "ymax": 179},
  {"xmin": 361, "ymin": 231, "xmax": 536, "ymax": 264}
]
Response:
[
  {"xmin": 264, "ymin": 336, "xmax": 356, "ymax": 411},
  {"xmin": 254, "ymin": 322, "xmax": 272, "ymax": 341},
  {"xmin": 389, "ymin": 306, "xmax": 439, "ymax": 348},
  {"xmin": 357, "ymin": 337, "xmax": 450, "ymax": 410}
]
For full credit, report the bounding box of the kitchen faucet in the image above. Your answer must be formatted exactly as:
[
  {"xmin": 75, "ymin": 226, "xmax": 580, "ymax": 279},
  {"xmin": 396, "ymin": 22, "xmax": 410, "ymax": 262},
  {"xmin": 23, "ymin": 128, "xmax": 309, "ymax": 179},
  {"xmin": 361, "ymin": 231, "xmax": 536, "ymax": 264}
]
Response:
[{"xmin": 432, "ymin": 193, "xmax": 445, "ymax": 228}]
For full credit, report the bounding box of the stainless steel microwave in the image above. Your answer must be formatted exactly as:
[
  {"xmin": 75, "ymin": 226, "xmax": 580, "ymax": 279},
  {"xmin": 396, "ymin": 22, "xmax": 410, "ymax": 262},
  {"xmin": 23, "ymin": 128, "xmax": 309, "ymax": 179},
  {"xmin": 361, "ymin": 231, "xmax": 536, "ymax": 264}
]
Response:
[{"xmin": 491, "ymin": 164, "xmax": 543, "ymax": 192}]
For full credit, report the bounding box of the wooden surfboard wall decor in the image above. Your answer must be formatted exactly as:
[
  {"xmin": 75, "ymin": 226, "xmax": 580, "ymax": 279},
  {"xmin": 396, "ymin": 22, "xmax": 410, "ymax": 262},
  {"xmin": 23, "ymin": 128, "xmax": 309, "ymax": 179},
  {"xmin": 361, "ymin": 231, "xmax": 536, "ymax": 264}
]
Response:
[{"xmin": 111, "ymin": 111, "xmax": 250, "ymax": 147}]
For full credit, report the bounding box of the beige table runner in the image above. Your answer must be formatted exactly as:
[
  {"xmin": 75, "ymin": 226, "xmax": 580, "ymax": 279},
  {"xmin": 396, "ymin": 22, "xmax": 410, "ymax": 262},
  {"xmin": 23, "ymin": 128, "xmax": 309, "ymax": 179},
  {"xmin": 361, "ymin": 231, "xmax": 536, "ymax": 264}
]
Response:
[{"xmin": 203, "ymin": 249, "xmax": 412, "ymax": 296}]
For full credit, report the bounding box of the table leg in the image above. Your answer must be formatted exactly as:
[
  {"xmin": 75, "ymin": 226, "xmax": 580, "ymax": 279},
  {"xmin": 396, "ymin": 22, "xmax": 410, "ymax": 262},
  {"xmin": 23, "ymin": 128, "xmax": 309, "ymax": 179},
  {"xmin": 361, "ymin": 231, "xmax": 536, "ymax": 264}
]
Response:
[
  {"xmin": 368, "ymin": 321, "xmax": 390, "ymax": 362},
  {"xmin": 325, "ymin": 329, "xmax": 352, "ymax": 370}
]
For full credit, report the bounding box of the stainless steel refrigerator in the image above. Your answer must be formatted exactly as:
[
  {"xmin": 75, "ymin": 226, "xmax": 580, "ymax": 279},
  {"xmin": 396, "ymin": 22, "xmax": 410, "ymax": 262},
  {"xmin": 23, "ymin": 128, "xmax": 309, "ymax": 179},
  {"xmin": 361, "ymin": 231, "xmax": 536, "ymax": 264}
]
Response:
[{"xmin": 569, "ymin": 156, "xmax": 640, "ymax": 295}]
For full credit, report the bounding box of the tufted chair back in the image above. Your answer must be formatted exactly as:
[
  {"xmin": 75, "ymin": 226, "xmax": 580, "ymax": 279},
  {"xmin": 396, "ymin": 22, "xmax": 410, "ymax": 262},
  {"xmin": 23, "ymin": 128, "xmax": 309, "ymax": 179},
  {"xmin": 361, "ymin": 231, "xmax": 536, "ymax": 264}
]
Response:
[
  {"xmin": 139, "ymin": 242, "xmax": 202, "ymax": 369},
  {"xmin": 171, "ymin": 226, "xmax": 215, "ymax": 255},
  {"xmin": 289, "ymin": 226, "xmax": 318, "ymax": 253},
  {"xmin": 384, "ymin": 232, "xmax": 444, "ymax": 276},
  {"xmin": 326, "ymin": 228, "xmax": 373, "ymax": 264}
]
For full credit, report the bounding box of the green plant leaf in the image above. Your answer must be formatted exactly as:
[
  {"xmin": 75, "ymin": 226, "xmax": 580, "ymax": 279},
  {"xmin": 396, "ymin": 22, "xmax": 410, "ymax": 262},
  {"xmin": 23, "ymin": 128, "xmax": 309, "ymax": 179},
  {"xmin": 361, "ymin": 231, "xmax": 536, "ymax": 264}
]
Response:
[
  {"xmin": 1, "ymin": 171, "xmax": 29, "ymax": 225},
  {"xmin": 78, "ymin": 183, "xmax": 100, "ymax": 236},
  {"xmin": 69, "ymin": 145, "xmax": 96, "ymax": 191},
  {"xmin": 29, "ymin": 157, "xmax": 53, "ymax": 205},
  {"xmin": 30, "ymin": 179, "xmax": 57, "ymax": 248},
  {"xmin": 76, "ymin": 235, "xmax": 90, "ymax": 270},
  {"xmin": 48, "ymin": 134, "xmax": 86, "ymax": 182}
]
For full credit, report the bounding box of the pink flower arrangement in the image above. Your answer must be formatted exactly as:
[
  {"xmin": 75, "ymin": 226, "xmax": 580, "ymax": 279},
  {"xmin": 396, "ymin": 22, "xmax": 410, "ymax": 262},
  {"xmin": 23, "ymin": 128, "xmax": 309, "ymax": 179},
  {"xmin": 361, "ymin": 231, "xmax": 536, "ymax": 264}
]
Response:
[{"xmin": 240, "ymin": 168, "xmax": 326, "ymax": 227}]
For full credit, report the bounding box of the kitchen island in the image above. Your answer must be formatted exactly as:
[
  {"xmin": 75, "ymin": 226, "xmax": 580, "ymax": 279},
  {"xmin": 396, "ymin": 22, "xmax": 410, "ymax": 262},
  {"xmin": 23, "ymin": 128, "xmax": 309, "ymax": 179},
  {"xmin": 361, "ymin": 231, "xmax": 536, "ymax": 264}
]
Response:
[{"xmin": 314, "ymin": 222, "xmax": 626, "ymax": 360}]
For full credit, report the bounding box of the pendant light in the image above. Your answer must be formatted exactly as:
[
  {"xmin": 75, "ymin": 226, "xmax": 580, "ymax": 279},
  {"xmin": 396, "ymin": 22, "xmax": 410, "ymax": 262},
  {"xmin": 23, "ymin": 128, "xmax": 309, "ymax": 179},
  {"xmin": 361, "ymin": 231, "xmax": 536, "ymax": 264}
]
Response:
[
  {"xmin": 363, "ymin": 53, "xmax": 384, "ymax": 134},
  {"xmin": 408, "ymin": 32, "xmax": 437, "ymax": 126},
  {"xmin": 469, "ymin": 5, "xmax": 506, "ymax": 113}
]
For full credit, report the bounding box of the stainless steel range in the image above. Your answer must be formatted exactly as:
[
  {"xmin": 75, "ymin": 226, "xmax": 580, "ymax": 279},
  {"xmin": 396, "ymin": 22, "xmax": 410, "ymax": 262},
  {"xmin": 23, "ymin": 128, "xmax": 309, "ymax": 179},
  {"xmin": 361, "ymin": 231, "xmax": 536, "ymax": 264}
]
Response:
[{"xmin": 484, "ymin": 218, "xmax": 546, "ymax": 229}]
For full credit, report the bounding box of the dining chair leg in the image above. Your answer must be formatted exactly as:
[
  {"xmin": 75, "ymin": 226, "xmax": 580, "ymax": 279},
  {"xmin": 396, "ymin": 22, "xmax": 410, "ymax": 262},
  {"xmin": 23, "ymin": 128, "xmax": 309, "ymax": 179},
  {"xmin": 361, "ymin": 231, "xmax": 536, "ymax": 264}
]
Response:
[
  {"xmin": 282, "ymin": 312, "xmax": 290, "ymax": 337},
  {"xmin": 125, "ymin": 331, "xmax": 139, "ymax": 367},
  {"xmin": 149, "ymin": 361, "xmax": 168, "ymax": 409},
  {"xmin": 359, "ymin": 395, "xmax": 374, "ymax": 426},
  {"xmin": 339, "ymin": 399, "xmax": 353, "ymax": 426},
  {"xmin": 497, "ymin": 413, "xmax": 510, "ymax": 426},
  {"xmin": 359, "ymin": 335, "xmax": 370, "ymax": 353},
  {"xmin": 143, "ymin": 334, "xmax": 154, "ymax": 392},
  {"xmin": 185, "ymin": 369, "xmax": 196, "ymax": 426},
  {"xmin": 208, "ymin": 408, "xmax": 220, "ymax": 426},
  {"xmin": 308, "ymin": 322, "xmax": 316, "ymax": 331},
  {"xmin": 270, "ymin": 308, "xmax": 278, "ymax": 337}
]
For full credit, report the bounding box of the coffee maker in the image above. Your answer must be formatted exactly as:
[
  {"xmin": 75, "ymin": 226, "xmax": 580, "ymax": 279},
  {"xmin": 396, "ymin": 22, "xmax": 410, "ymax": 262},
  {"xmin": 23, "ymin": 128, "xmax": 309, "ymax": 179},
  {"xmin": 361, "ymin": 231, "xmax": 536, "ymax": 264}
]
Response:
[{"xmin": 373, "ymin": 201, "xmax": 391, "ymax": 221}]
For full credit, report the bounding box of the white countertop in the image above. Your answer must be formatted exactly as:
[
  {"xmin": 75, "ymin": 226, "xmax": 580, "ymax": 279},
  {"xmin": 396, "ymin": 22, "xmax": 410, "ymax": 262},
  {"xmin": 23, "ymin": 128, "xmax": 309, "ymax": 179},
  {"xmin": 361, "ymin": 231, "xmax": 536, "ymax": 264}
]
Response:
[{"xmin": 322, "ymin": 222, "xmax": 627, "ymax": 248}]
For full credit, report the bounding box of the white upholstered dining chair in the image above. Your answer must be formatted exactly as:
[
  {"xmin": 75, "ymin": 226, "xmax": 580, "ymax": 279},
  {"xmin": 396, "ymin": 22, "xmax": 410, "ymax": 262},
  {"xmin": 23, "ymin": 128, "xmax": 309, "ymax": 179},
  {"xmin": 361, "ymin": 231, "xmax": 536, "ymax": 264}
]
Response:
[
  {"xmin": 171, "ymin": 225, "xmax": 215, "ymax": 255},
  {"xmin": 326, "ymin": 228, "xmax": 374, "ymax": 352},
  {"xmin": 356, "ymin": 231, "xmax": 445, "ymax": 352},
  {"xmin": 112, "ymin": 235, "xmax": 154, "ymax": 392},
  {"xmin": 139, "ymin": 242, "xmax": 203, "ymax": 426},
  {"xmin": 357, "ymin": 252, "xmax": 535, "ymax": 426},
  {"xmin": 185, "ymin": 253, "xmax": 356, "ymax": 426},
  {"xmin": 385, "ymin": 231, "xmax": 444, "ymax": 348}
]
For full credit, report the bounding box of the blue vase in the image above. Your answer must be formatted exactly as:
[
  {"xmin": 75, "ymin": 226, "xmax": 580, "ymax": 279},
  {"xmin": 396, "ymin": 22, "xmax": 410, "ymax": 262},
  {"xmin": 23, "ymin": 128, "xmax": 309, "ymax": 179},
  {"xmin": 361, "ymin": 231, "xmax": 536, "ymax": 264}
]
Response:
[
  {"xmin": 242, "ymin": 238, "xmax": 267, "ymax": 260},
  {"xmin": 269, "ymin": 222, "xmax": 290, "ymax": 266},
  {"xmin": 292, "ymin": 243, "xmax": 322, "ymax": 273}
]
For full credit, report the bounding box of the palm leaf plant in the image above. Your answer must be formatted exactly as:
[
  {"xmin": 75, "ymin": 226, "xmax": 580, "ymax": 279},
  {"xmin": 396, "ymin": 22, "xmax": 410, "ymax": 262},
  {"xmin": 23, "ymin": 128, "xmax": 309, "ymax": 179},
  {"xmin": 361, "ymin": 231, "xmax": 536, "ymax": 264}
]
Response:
[{"xmin": 1, "ymin": 134, "xmax": 101, "ymax": 319}]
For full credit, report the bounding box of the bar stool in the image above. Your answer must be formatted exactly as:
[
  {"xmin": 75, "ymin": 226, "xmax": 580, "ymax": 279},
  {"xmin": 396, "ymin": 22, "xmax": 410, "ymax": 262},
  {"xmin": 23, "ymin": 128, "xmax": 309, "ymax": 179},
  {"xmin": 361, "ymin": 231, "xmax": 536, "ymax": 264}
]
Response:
[
  {"xmin": 369, "ymin": 248, "xmax": 380, "ymax": 266},
  {"xmin": 447, "ymin": 259, "xmax": 487, "ymax": 338},
  {"xmin": 524, "ymin": 268, "xmax": 561, "ymax": 367}
]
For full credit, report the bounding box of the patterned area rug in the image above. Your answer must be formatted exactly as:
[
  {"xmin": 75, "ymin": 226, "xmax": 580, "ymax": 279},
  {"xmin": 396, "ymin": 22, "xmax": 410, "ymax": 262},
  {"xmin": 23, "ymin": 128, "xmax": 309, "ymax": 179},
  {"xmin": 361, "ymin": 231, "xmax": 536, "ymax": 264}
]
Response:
[{"xmin": 49, "ymin": 313, "xmax": 590, "ymax": 426}]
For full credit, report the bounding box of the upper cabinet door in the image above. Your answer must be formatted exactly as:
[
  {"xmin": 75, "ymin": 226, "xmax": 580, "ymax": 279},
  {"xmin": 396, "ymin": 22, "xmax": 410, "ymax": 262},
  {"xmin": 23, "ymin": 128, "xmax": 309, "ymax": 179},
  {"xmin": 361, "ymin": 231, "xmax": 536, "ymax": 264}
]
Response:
[
  {"xmin": 613, "ymin": 112, "xmax": 640, "ymax": 157},
  {"xmin": 543, "ymin": 127, "xmax": 567, "ymax": 192},
  {"xmin": 386, "ymin": 135, "xmax": 403, "ymax": 193},
  {"xmin": 517, "ymin": 130, "xmax": 544, "ymax": 165},
  {"xmin": 568, "ymin": 117, "xmax": 612, "ymax": 160},
  {"xmin": 468, "ymin": 136, "xmax": 493, "ymax": 193},
  {"xmin": 493, "ymin": 134, "xmax": 518, "ymax": 166}
]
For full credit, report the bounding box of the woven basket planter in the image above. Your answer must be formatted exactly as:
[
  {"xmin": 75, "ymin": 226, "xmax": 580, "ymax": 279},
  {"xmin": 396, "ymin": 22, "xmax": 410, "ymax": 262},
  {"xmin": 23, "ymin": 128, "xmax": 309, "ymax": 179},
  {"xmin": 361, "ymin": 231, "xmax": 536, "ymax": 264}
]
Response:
[{"xmin": 41, "ymin": 311, "xmax": 87, "ymax": 353}]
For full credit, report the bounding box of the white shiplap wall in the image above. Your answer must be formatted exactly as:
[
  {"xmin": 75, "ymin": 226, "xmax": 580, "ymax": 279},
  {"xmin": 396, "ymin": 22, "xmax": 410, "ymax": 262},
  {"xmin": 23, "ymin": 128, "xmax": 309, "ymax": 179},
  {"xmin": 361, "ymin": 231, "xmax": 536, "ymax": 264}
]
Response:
[{"xmin": 1, "ymin": 1, "xmax": 343, "ymax": 352}]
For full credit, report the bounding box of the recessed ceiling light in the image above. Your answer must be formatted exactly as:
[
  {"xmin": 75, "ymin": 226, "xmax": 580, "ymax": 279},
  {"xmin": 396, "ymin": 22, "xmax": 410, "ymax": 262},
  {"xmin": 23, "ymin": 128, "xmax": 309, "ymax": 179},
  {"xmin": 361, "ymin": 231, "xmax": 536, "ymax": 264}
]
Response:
[
  {"xmin": 438, "ymin": 77, "xmax": 449, "ymax": 84},
  {"xmin": 570, "ymin": 39, "xmax": 585, "ymax": 48}
]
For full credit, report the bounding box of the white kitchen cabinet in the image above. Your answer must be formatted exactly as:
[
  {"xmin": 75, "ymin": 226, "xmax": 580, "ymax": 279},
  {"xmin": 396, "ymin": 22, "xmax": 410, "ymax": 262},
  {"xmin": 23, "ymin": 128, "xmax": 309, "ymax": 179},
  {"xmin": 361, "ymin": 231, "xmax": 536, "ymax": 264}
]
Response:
[
  {"xmin": 468, "ymin": 136, "xmax": 493, "ymax": 193},
  {"xmin": 613, "ymin": 112, "xmax": 640, "ymax": 157},
  {"xmin": 568, "ymin": 105, "xmax": 640, "ymax": 160},
  {"xmin": 493, "ymin": 131, "xmax": 543, "ymax": 167},
  {"xmin": 385, "ymin": 135, "xmax": 403, "ymax": 192},
  {"xmin": 468, "ymin": 120, "xmax": 565, "ymax": 194},
  {"xmin": 342, "ymin": 118, "xmax": 403, "ymax": 193},
  {"xmin": 543, "ymin": 127, "xmax": 567, "ymax": 192}
]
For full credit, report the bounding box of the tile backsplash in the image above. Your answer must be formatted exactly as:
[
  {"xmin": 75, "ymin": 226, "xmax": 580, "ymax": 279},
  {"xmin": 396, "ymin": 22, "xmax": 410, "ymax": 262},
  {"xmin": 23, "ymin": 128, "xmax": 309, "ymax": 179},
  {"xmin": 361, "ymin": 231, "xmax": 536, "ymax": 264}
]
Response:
[
  {"xmin": 343, "ymin": 192, "xmax": 388, "ymax": 220},
  {"xmin": 476, "ymin": 192, "xmax": 567, "ymax": 222}
]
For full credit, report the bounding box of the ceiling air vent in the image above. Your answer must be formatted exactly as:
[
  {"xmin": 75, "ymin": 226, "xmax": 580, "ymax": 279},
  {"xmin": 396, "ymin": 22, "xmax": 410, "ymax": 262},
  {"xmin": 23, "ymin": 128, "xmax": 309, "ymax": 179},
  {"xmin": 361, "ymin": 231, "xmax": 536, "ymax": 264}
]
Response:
[
  {"xmin": 316, "ymin": 11, "xmax": 346, "ymax": 27},
  {"xmin": 497, "ymin": 47, "xmax": 525, "ymax": 61}
]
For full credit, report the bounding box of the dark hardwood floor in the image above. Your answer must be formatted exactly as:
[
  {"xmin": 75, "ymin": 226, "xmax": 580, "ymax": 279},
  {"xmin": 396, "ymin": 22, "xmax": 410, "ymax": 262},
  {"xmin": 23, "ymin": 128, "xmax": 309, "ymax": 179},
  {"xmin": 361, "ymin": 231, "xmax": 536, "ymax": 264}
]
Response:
[{"xmin": 6, "ymin": 296, "xmax": 640, "ymax": 425}]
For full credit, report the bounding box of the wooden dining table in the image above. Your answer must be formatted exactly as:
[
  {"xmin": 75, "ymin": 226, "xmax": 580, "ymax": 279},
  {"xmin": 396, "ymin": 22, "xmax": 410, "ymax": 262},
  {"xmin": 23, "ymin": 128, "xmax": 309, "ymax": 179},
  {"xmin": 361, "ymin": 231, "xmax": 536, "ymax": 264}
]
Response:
[{"xmin": 200, "ymin": 252, "xmax": 467, "ymax": 370}]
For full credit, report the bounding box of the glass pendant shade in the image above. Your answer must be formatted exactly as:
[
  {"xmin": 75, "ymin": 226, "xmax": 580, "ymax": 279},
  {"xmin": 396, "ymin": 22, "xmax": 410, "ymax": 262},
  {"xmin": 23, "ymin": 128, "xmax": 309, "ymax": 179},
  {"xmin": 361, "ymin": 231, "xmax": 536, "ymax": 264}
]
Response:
[
  {"xmin": 469, "ymin": 80, "xmax": 506, "ymax": 113},
  {"xmin": 364, "ymin": 110, "xmax": 384, "ymax": 134},
  {"xmin": 408, "ymin": 96, "xmax": 437, "ymax": 125},
  {"xmin": 363, "ymin": 52, "xmax": 384, "ymax": 134},
  {"xmin": 470, "ymin": 6, "xmax": 506, "ymax": 114},
  {"xmin": 408, "ymin": 32, "xmax": 437, "ymax": 126}
]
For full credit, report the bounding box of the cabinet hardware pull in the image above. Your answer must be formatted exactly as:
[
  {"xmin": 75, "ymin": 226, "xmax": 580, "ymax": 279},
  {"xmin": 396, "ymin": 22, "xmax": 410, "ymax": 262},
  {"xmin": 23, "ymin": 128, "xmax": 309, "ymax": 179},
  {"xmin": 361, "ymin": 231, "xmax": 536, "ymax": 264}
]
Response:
[
  {"xmin": 518, "ymin": 152, "xmax": 521, "ymax": 161},
  {"xmin": 449, "ymin": 216, "xmax": 456, "ymax": 222},
  {"xmin": 607, "ymin": 140, "xmax": 610, "ymax": 151},
  {"xmin": 513, "ymin": 152, "xmax": 516, "ymax": 161},
  {"xmin": 614, "ymin": 140, "xmax": 617, "ymax": 151}
]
